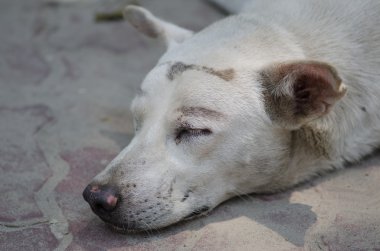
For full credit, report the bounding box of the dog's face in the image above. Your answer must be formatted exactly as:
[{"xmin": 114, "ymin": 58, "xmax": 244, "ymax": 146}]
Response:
[
  {"xmin": 83, "ymin": 6, "xmax": 346, "ymax": 231},
  {"xmin": 91, "ymin": 61, "xmax": 286, "ymax": 230}
]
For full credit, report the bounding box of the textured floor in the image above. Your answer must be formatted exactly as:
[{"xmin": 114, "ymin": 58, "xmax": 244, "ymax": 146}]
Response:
[{"xmin": 0, "ymin": 0, "xmax": 379, "ymax": 250}]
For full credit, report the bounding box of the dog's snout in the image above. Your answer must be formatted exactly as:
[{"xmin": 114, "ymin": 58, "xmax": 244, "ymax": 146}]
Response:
[{"xmin": 83, "ymin": 184, "xmax": 119, "ymax": 215}]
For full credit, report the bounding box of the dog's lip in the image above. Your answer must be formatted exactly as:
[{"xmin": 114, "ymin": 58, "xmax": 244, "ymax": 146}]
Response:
[
  {"xmin": 96, "ymin": 215, "xmax": 139, "ymax": 233},
  {"xmin": 97, "ymin": 205, "xmax": 212, "ymax": 232},
  {"xmin": 107, "ymin": 222, "xmax": 144, "ymax": 234},
  {"xmin": 101, "ymin": 218, "xmax": 149, "ymax": 233},
  {"xmin": 102, "ymin": 207, "xmax": 211, "ymax": 233},
  {"xmin": 183, "ymin": 206, "xmax": 210, "ymax": 220}
]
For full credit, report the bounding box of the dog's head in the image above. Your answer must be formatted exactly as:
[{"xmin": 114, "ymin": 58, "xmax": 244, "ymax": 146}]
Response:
[{"xmin": 83, "ymin": 6, "xmax": 346, "ymax": 231}]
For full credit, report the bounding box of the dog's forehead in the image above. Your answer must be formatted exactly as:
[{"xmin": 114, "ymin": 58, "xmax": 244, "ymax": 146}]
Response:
[
  {"xmin": 139, "ymin": 61, "xmax": 237, "ymax": 104},
  {"xmin": 132, "ymin": 60, "xmax": 264, "ymax": 123},
  {"xmin": 139, "ymin": 63, "xmax": 171, "ymax": 94},
  {"xmin": 166, "ymin": 62, "xmax": 235, "ymax": 82}
]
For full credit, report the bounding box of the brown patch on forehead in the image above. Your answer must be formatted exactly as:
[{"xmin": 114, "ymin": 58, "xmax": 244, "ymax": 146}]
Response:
[
  {"xmin": 167, "ymin": 62, "xmax": 194, "ymax": 81},
  {"xmin": 180, "ymin": 106, "xmax": 224, "ymax": 119},
  {"xmin": 167, "ymin": 62, "xmax": 235, "ymax": 82}
]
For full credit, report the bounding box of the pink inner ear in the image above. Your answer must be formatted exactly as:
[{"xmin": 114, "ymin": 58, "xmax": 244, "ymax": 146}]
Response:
[
  {"xmin": 290, "ymin": 62, "xmax": 345, "ymax": 117},
  {"xmin": 260, "ymin": 60, "xmax": 346, "ymax": 128}
]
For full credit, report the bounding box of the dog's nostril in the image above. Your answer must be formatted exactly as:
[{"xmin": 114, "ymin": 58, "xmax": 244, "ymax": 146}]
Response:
[
  {"xmin": 82, "ymin": 184, "xmax": 119, "ymax": 213},
  {"xmin": 95, "ymin": 194, "xmax": 118, "ymax": 211},
  {"xmin": 90, "ymin": 185, "xmax": 100, "ymax": 193}
]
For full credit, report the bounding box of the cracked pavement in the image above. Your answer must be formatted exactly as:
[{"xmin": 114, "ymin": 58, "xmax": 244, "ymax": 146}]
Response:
[{"xmin": 0, "ymin": 0, "xmax": 379, "ymax": 250}]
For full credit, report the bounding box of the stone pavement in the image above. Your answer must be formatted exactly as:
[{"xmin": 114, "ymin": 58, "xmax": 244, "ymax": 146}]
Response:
[{"xmin": 0, "ymin": 0, "xmax": 379, "ymax": 250}]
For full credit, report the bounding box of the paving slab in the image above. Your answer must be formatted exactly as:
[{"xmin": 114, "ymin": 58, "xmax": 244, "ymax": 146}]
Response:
[{"xmin": 0, "ymin": 0, "xmax": 379, "ymax": 250}]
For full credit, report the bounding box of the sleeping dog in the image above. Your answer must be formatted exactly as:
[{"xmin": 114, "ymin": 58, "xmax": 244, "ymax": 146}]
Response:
[{"xmin": 83, "ymin": 0, "xmax": 380, "ymax": 232}]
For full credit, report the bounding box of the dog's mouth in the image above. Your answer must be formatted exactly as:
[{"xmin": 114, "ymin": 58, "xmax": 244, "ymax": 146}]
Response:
[
  {"xmin": 107, "ymin": 223, "xmax": 143, "ymax": 234},
  {"xmin": 97, "ymin": 214, "xmax": 143, "ymax": 233},
  {"xmin": 182, "ymin": 206, "xmax": 211, "ymax": 220},
  {"xmin": 104, "ymin": 218, "xmax": 151, "ymax": 234},
  {"xmin": 103, "ymin": 205, "xmax": 211, "ymax": 233}
]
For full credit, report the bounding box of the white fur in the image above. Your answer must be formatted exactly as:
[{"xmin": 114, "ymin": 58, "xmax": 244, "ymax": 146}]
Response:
[{"xmin": 88, "ymin": 0, "xmax": 380, "ymax": 231}]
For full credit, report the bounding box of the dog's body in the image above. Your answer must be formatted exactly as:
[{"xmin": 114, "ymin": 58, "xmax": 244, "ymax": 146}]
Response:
[{"xmin": 83, "ymin": 0, "xmax": 380, "ymax": 231}]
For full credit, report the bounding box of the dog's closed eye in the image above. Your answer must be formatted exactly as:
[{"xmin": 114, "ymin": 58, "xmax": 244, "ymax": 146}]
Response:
[{"xmin": 175, "ymin": 127, "xmax": 212, "ymax": 144}]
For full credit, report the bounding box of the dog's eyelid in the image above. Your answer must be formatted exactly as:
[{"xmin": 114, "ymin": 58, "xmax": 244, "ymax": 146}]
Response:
[
  {"xmin": 176, "ymin": 121, "xmax": 211, "ymax": 131},
  {"xmin": 174, "ymin": 126, "xmax": 212, "ymax": 144},
  {"xmin": 177, "ymin": 121, "xmax": 195, "ymax": 130}
]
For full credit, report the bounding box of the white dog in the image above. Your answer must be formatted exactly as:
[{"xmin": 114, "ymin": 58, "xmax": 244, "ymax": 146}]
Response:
[{"xmin": 83, "ymin": 0, "xmax": 380, "ymax": 231}]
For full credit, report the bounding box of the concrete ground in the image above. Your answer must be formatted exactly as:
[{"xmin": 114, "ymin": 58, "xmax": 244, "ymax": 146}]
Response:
[{"xmin": 0, "ymin": 0, "xmax": 379, "ymax": 250}]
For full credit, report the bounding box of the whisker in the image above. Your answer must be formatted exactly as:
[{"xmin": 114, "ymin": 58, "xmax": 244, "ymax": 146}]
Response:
[{"xmin": 231, "ymin": 188, "xmax": 256, "ymax": 203}]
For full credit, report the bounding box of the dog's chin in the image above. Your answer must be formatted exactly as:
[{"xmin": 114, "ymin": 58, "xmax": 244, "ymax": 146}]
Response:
[{"xmin": 104, "ymin": 206, "xmax": 212, "ymax": 234}]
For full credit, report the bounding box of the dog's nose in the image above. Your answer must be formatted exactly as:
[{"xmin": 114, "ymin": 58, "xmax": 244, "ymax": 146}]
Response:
[{"xmin": 82, "ymin": 184, "xmax": 119, "ymax": 214}]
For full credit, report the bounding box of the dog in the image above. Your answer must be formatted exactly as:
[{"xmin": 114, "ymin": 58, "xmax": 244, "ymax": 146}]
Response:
[{"xmin": 83, "ymin": 0, "xmax": 380, "ymax": 232}]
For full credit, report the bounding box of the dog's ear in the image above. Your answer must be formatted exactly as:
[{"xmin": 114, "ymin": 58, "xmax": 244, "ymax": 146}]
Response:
[
  {"xmin": 260, "ymin": 61, "xmax": 347, "ymax": 129},
  {"xmin": 124, "ymin": 5, "xmax": 193, "ymax": 49}
]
